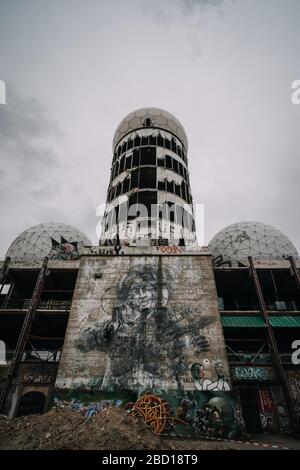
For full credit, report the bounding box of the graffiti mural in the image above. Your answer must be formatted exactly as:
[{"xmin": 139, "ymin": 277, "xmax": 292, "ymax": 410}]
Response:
[
  {"xmin": 155, "ymin": 390, "xmax": 240, "ymax": 439},
  {"xmin": 191, "ymin": 359, "xmax": 230, "ymax": 391},
  {"xmin": 50, "ymin": 237, "xmax": 80, "ymax": 260},
  {"xmin": 78, "ymin": 264, "xmax": 215, "ymax": 391},
  {"xmin": 53, "ymin": 389, "xmax": 134, "ymax": 418},
  {"xmin": 53, "ymin": 397, "xmax": 122, "ymax": 417}
]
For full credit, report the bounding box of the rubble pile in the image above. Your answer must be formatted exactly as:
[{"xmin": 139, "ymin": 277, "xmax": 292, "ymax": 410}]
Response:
[{"xmin": 0, "ymin": 407, "xmax": 169, "ymax": 450}]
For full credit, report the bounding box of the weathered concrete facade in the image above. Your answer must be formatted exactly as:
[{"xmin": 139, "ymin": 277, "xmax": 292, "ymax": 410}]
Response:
[{"xmin": 54, "ymin": 247, "xmax": 239, "ymax": 436}]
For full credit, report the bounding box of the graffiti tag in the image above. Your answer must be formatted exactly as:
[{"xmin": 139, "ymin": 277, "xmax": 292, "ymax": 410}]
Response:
[
  {"xmin": 156, "ymin": 245, "xmax": 182, "ymax": 254},
  {"xmin": 23, "ymin": 373, "xmax": 52, "ymax": 384},
  {"xmin": 233, "ymin": 367, "xmax": 269, "ymax": 381}
]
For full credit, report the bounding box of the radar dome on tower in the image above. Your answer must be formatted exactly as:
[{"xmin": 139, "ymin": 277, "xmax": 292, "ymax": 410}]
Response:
[
  {"xmin": 6, "ymin": 223, "xmax": 91, "ymax": 262},
  {"xmin": 209, "ymin": 221, "xmax": 298, "ymax": 267}
]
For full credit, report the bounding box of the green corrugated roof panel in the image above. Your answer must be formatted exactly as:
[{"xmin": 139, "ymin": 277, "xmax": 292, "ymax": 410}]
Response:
[
  {"xmin": 221, "ymin": 315, "xmax": 300, "ymax": 327},
  {"xmin": 269, "ymin": 316, "xmax": 300, "ymax": 327},
  {"xmin": 221, "ymin": 316, "xmax": 266, "ymax": 327}
]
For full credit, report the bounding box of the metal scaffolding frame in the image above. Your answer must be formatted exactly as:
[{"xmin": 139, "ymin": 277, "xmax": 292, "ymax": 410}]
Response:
[{"xmin": 0, "ymin": 257, "xmax": 49, "ymax": 413}]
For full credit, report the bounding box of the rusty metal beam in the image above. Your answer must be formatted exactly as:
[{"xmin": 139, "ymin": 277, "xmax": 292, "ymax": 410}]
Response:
[{"xmin": 248, "ymin": 256, "xmax": 296, "ymax": 431}]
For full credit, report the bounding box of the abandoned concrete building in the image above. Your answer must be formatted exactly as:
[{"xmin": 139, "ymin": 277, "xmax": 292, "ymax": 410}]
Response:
[{"xmin": 0, "ymin": 108, "xmax": 299, "ymax": 437}]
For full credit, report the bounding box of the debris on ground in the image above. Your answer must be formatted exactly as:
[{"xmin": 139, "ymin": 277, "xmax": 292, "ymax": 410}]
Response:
[
  {"xmin": 0, "ymin": 407, "xmax": 169, "ymax": 450},
  {"xmin": 1, "ymin": 407, "xmax": 299, "ymax": 450}
]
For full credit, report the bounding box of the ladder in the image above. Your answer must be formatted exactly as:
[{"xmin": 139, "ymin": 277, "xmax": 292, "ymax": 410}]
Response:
[{"xmin": 0, "ymin": 257, "xmax": 49, "ymax": 413}]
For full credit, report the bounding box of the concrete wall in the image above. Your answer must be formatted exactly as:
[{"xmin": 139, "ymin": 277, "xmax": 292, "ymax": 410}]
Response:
[{"xmin": 56, "ymin": 250, "xmax": 230, "ymax": 395}]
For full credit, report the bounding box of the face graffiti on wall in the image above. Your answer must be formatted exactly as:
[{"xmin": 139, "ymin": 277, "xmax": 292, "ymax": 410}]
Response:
[
  {"xmin": 78, "ymin": 264, "xmax": 215, "ymax": 391},
  {"xmin": 191, "ymin": 359, "xmax": 230, "ymax": 392}
]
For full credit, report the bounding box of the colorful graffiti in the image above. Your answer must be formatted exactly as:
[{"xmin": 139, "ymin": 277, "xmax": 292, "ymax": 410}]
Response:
[
  {"xmin": 155, "ymin": 246, "xmax": 182, "ymax": 254},
  {"xmin": 54, "ymin": 398, "xmax": 122, "ymax": 418},
  {"xmin": 191, "ymin": 359, "xmax": 230, "ymax": 391},
  {"xmin": 128, "ymin": 394, "xmax": 185, "ymax": 434},
  {"xmin": 53, "ymin": 397, "xmax": 122, "ymax": 417},
  {"xmin": 52, "ymin": 389, "xmax": 133, "ymax": 418},
  {"xmin": 78, "ymin": 264, "xmax": 215, "ymax": 391},
  {"xmin": 233, "ymin": 367, "xmax": 269, "ymax": 381},
  {"xmin": 257, "ymin": 389, "xmax": 274, "ymax": 432},
  {"xmin": 149, "ymin": 390, "xmax": 241, "ymax": 439},
  {"xmin": 50, "ymin": 237, "xmax": 80, "ymax": 260}
]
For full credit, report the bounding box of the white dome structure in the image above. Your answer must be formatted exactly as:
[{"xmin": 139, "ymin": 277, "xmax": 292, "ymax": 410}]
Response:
[
  {"xmin": 6, "ymin": 223, "xmax": 92, "ymax": 262},
  {"xmin": 113, "ymin": 107, "xmax": 188, "ymax": 151},
  {"xmin": 209, "ymin": 221, "xmax": 298, "ymax": 267}
]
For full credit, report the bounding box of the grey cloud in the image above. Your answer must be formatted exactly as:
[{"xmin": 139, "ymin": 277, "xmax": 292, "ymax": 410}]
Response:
[{"xmin": 0, "ymin": 86, "xmax": 61, "ymax": 183}]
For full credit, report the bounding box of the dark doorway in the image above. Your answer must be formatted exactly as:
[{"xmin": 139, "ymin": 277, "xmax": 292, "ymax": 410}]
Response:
[
  {"xmin": 17, "ymin": 391, "xmax": 46, "ymax": 417},
  {"xmin": 239, "ymin": 388, "xmax": 263, "ymax": 433}
]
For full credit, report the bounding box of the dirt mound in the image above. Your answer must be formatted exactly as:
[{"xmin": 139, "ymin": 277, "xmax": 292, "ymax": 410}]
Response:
[{"xmin": 0, "ymin": 407, "xmax": 170, "ymax": 450}]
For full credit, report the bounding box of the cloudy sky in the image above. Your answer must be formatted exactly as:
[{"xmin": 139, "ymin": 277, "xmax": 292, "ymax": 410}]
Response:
[{"xmin": 0, "ymin": 0, "xmax": 299, "ymax": 257}]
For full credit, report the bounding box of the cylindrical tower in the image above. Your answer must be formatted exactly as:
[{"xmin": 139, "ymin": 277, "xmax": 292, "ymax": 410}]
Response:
[{"xmin": 100, "ymin": 107, "xmax": 197, "ymax": 246}]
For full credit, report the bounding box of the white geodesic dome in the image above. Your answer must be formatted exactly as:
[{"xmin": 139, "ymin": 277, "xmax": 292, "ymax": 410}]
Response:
[
  {"xmin": 113, "ymin": 107, "xmax": 188, "ymax": 151},
  {"xmin": 209, "ymin": 221, "xmax": 298, "ymax": 267},
  {"xmin": 6, "ymin": 223, "xmax": 92, "ymax": 262}
]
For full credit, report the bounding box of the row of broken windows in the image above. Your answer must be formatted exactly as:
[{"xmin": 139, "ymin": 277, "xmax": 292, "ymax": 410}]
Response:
[
  {"xmin": 113, "ymin": 132, "xmax": 187, "ymax": 165},
  {"xmin": 110, "ymin": 147, "xmax": 189, "ymax": 185},
  {"xmin": 107, "ymin": 167, "xmax": 192, "ymax": 204},
  {"xmin": 103, "ymin": 197, "xmax": 196, "ymax": 233}
]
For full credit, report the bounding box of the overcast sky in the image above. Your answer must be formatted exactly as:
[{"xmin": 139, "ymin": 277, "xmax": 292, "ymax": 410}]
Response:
[{"xmin": 0, "ymin": 0, "xmax": 299, "ymax": 257}]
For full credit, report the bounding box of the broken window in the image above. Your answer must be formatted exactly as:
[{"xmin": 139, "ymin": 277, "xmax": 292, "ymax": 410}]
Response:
[
  {"xmin": 141, "ymin": 135, "xmax": 149, "ymax": 146},
  {"xmin": 130, "ymin": 168, "xmax": 139, "ymax": 190},
  {"xmin": 181, "ymin": 181, "xmax": 186, "ymax": 200},
  {"xmin": 119, "ymin": 155, "xmax": 125, "ymax": 173},
  {"xmin": 167, "ymin": 180, "xmax": 174, "ymax": 194},
  {"xmin": 134, "ymin": 134, "xmax": 141, "ymax": 147},
  {"xmin": 166, "ymin": 155, "xmax": 172, "ymax": 170},
  {"xmin": 174, "ymin": 183, "xmax": 181, "ymax": 197},
  {"xmin": 149, "ymin": 134, "xmax": 156, "ymax": 146},
  {"xmin": 171, "ymin": 138, "xmax": 177, "ymax": 153},
  {"xmin": 165, "ymin": 138, "xmax": 171, "ymax": 150},
  {"xmin": 157, "ymin": 133, "xmax": 164, "ymax": 147},
  {"xmin": 122, "ymin": 177, "xmax": 130, "ymax": 194},
  {"xmin": 125, "ymin": 154, "xmax": 132, "ymax": 170},
  {"xmin": 138, "ymin": 191, "xmax": 157, "ymax": 215},
  {"xmin": 173, "ymin": 159, "xmax": 179, "ymax": 174},
  {"xmin": 128, "ymin": 194, "xmax": 138, "ymax": 220},
  {"xmin": 157, "ymin": 156, "xmax": 165, "ymax": 167},
  {"xmin": 111, "ymin": 186, "xmax": 117, "ymax": 200},
  {"xmin": 140, "ymin": 147, "xmax": 156, "ymax": 165},
  {"xmin": 121, "ymin": 141, "xmax": 127, "ymax": 154},
  {"xmin": 139, "ymin": 167, "xmax": 156, "ymax": 189},
  {"xmin": 132, "ymin": 149, "xmax": 139, "ymax": 167},
  {"xmin": 158, "ymin": 180, "xmax": 166, "ymax": 191},
  {"xmin": 116, "ymin": 182, "xmax": 121, "ymax": 197},
  {"xmin": 127, "ymin": 138, "xmax": 133, "ymax": 150}
]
